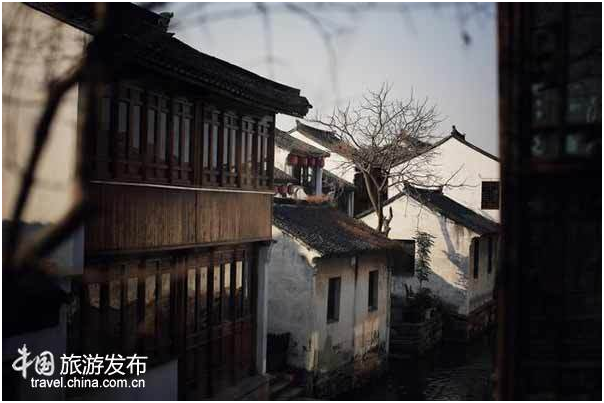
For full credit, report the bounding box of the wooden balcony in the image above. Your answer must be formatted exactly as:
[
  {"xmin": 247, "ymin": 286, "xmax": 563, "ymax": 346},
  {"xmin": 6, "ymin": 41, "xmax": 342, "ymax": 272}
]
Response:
[{"xmin": 85, "ymin": 182, "xmax": 272, "ymax": 254}]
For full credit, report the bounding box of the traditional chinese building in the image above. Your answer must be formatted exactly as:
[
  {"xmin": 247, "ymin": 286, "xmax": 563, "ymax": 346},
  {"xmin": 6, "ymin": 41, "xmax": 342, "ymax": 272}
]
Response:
[
  {"xmin": 359, "ymin": 130, "xmax": 501, "ymax": 340},
  {"xmin": 3, "ymin": 2, "xmax": 310, "ymax": 400},
  {"xmin": 266, "ymin": 198, "xmax": 401, "ymax": 398},
  {"xmin": 274, "ymin": 123, "xmax": 356, "ymax": 215}
]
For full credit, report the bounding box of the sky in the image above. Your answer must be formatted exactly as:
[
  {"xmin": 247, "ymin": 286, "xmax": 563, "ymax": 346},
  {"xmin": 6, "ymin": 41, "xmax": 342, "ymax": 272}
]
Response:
[{"xmin": 161, "ymin": 3, "xmax": 498, "ymax": 156}]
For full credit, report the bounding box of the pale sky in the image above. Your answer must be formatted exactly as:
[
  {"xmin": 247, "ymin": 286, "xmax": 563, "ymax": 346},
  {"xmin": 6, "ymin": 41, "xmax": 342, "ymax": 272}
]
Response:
[{"xmin": 161, "ymin": 3, "xmax": 498, "ymax": 156}]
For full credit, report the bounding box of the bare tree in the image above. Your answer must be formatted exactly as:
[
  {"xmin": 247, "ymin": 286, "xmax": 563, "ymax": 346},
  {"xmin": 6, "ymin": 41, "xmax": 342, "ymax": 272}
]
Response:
[{"xmin": 314, "ymin": 83, "xmax": 459, "ymax": 234}]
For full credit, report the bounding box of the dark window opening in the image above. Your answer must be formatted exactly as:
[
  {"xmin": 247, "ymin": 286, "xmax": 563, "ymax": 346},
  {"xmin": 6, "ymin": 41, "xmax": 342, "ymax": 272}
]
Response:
[
  {"xmin": 473, "ymin": 238, "xmax": 480, "ymax": 279},
  {"xmin": 327, "ymin": 277, "xmax": 341, "ymax": 323},
  {"xmin": 481, "ymin": 181, "xmax": 500, "ymax": 209},
  {"xmin": 368, "ymin": 270, "xmax": 379, "ymax": 311},
  {"xmin": 392, "ymin": 240, "xmax": 415, "ymax": 276}
]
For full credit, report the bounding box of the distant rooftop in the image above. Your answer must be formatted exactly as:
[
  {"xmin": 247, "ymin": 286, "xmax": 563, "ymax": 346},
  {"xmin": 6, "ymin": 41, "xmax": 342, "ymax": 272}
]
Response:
[
  {"xmin": 273, "ymin": 199, "xmax": 402, "ymax": 257},
  {"xmin": 275, "ymin": 128, "xmax": 329, "ymax": 158},
  {"xmin": 357, "ymin": 184, "xmax": 500, "ymax": 235},
  {"xmin": 28, "ymin": 2, "xmax": 311, "ymax": 117}
]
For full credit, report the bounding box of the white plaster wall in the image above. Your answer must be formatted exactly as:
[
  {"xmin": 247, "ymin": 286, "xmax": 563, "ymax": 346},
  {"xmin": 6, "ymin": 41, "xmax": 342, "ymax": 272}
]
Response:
[
  {"xmin": 274, "ymin": 144, "xmax": 290, "ymax": 174},
  {"xmin": 468, "ymin": 234, "xmax": 499, "ymax": 313},
  {"xmin": 393, "ymin": 137, "xmax": 501, "ymax": 222},
  {"xmin": 312, "ymin": 255, "xmax": 389, "ymax": 372},
  {"xmin": 267, "ymin": 226, "xmax": 318, "ymax": 370},
  {"xmin": 362, "ymin": 195, "xmax": 477, "ymax": 315},
  {"xmin": 2, "ymin": 3, "xmax": 88, "ymax": 275}
]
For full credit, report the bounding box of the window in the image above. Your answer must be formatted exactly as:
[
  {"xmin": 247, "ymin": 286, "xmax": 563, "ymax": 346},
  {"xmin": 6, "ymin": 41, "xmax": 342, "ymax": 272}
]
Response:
[
  {"xmin": 481, "ymin": 181, "xmax": 500, "ymax": 209},
  {"xmin": 368, "ymin": 270, "xmax": 379, "ymax": 311},
  {"xmin": 132, "ymin": 105, "xmax": 141, "ymax": 151},
  {"xmin": 91, "ymin": 83, "xmax": 275, "ymax": 190},
  {"xmin": 172, "ymin": 115, "xmax": 180, "ymax": 160},
  {"xmin": 327, "ymin": 277, "xmax": 341, "ymax": 322},
  {"xmin": 222, "ymin": 114, "xmax": 239, "ymax": 186},
  {"xmin": 473, "ymin": 238, "xmax": 480, "ymax": 279},
  {"xmin": 81, "ymin": 247, "xmax": 254, "ymax": 395},
  {"xmin": 202, "ymin": 108, "xmax": 221, "ymax": 185},
  {"xmin": 488, "ymin": 236, "xmax": 494, "ymax": 274},
  {"xmin": 159, "ymin": 111, "xmax": 168, "ymax": 161},
  {"xmin": 202, "ymin": 122, "xmax": 210, "ymax": 169},
  {"xmin": 147, "ymin": 109, "xmax": 156, "ymax": 147},
  {"xmin": 183, "ymin": 117, "xmax": 191, "ymax": 164}
]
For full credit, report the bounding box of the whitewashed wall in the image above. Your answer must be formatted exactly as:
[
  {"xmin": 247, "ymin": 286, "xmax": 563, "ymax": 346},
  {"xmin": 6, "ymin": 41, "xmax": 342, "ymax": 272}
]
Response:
[
  {"xmin": 468, "ymin": 234, "xmax": 499, "ymax": 313},
  {"xmin": 362, "ymin": 194, "xmax": 479, "ymax": 315},
  {"xmin": 312, "ymin": 254, "xmax": 389, "ymax": 373},
  {"xmin": 267, "ymin": 226, "xmax": 318, "ymax": 370},
  {"xmin": 267, "ymin": 228, "xmax": 390, "ymax": 373},
  {"xmin": 274, "ymin": 143, "xmax": 290, "ymax": 174}
]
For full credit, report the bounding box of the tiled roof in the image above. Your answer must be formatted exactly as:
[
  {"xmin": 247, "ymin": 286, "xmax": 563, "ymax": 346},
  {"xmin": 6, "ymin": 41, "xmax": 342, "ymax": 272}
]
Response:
[
  {"xmin": 323, "ymin": 169, "xmax": 355, "ymax": 190},
  {"xmin": 275, "ymin": 128, "xmax": 329, "ymax": 158},
  {"xmin": 357, "ymin": 185, "xmax": 499, "ymax": 235},
  {"xmin": 405, "ymin": 186, "xmax": 499, "ymax": 234},
  {"xmin": 28, "ymin": 3, "xmax": 311, "ymax": 117},
  {"xmin": 295, "ymin": 120, "xmax": 353, "ymax": 155},
  {"xmin": 274, "ymin": 167, "xmax": 296, "ymax": 184},
  {"xmin": 273, "ymin": 199, "xmax": 402, "ymax": 257}
]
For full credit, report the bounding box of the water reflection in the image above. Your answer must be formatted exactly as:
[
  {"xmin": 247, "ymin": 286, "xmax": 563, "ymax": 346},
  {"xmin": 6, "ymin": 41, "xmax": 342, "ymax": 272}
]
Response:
[{"xmin": 337, "ymin": 336, "xmax": 493, "ymax": 401}]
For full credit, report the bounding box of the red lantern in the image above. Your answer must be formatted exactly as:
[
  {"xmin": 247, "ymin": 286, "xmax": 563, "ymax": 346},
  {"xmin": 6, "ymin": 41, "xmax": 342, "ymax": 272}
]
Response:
[
  {"xmin": 308, "ymin": 157, "xmax": 316, "ymax": 167},
  {"xmin": 317, "ymin": 157, "xmax": 325, "ymax": 168},
  {"xmin": 278, "ymin": 185, "xmax": 287, "ymax": 195},
  {"xmin": 287, "ymin": 153, "xmax": 298, "ymax": 166},
  {"xmin": 299, "ymin": 156, "xmax": 308, "ymax": 166}
]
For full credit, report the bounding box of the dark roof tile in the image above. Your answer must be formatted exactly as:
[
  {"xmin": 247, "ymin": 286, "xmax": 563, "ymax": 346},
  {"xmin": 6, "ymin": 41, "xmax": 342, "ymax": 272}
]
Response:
[
  {"xmin": 356, "ymin": 185, "xmax": 499, "ymax": 235},
  {"xmin": 275, "ymin": 128, "xmax": 329, "ymax": 157},
  {"xmin": 273, "ymin": 200, "xmax": 402, "ymax": 257},
  {"xmin": 28, "ymin": 3, "xmax": 311, "ymax": 117}
]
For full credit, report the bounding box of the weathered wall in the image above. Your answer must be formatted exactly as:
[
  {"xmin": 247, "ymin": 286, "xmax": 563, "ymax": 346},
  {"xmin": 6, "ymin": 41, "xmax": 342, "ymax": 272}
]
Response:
[
  {"xmin": 312, "ymin": 255, "xmax": 389, "ymax": 371},
  {"xmin": 266, "ymin": 226, "xmax": 318, "ymax": 370},
  {"xmin": 362, "ymin": 194, "xmax": 477, "ymax": 315},
  {"xmin": 392, "ymin": 136, "xmax": 501, "ymax": 222},
  {"xmin": 274, "ymin": 144, "xmax": 291, "ymax": 174},
  {"xmin": 267, "ymin": 230, "xmax": 390, "ymax": 396},
  {"xmin": 468, "ymin": 234, "xmax": 499, "ymax": 313},
  {"xmin": 2, "ymin": 3, "xmax": 88, "ymax": 274}
]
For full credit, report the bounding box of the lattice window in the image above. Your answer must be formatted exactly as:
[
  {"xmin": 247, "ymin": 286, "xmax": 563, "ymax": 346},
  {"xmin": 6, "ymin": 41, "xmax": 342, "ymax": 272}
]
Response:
[{"xmin": 481, "ymin": 181, "xmax": 500, "ymax": 209}]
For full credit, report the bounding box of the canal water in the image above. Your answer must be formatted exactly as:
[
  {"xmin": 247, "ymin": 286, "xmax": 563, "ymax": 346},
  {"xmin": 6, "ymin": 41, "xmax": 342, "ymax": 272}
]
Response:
[{"xmin": 337, "ymin": 336, "xmax": 494, "ymax": 400}]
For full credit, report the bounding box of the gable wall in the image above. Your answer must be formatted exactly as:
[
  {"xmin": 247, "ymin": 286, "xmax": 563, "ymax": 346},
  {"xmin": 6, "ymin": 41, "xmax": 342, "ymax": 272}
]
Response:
[
  {"xmin": 361, "ymin": 195, "xmax": 474, "ymax": 315},
  {"xmin": 394, "ymin": 137, "xmax": 500, "ymax": 222}
]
